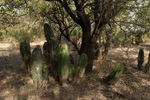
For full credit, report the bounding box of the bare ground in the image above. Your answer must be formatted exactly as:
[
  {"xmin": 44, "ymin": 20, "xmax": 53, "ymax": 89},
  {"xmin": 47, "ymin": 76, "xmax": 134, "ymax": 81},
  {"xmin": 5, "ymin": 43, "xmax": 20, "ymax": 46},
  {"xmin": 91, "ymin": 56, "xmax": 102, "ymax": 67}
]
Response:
[{"xmin": 0, "ymin": 41, "xmax": 150, "ymax": 100}]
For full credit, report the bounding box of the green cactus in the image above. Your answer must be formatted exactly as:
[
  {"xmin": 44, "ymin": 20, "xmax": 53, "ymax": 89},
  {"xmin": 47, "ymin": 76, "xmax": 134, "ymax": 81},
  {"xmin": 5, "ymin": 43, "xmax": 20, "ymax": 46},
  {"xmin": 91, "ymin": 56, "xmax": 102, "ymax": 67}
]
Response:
[
  {"xmin": 43, "ymin": 42, "xmax": 51, "ymax": 66},
  {"xmin": 105, "ymin": 64, "xmax": 123, "ymax": 85},
  {"xmin": 20, "ymin": 40, "xmax": 31, "ymax": 69},
  {"xmin": 50, "ymin": 40, "xmax": 59, "ymax": 81},
  {"xmin": 68, "ymin": 64, "xmax": 75, "ymax": 82},
  {"xmin": 31, "ymin": 45, "xmax": 43, "ymax": 88},
  {"xmin": 77, "ymin": 54, "xmax": 88, "ymax": 78},
  {"xmin": 42, "ymin": 63, "xmax": 49, "ymax": 80},
  {"xmin": 137, "ymin": 48, "xmax": 144, "ymax": 70},
  {"xmin": 58, "ymin": 43, "xmax": 69, "ymax": 85},
  {"xmin": 44, "ymin": 23, "xmax": 54, "ymax": 42}
]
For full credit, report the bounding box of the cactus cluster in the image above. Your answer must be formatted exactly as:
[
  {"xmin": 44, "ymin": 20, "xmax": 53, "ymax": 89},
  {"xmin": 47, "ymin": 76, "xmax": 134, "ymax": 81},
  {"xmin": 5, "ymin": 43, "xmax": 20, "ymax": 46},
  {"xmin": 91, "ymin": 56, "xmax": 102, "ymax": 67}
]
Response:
[
  {"xmin": 20, "ymin": 23, "xmax": 88, "ymax": 87},
  {"xmin": 137, "ymin": 48, "xmax": 144, "ymax": 70},
  {"xmin": 42, "ymin": 23, "xmax": 88, "ymax": 85},
  {"xmin": 20, "ymin": 40, "xmax": 31, "ymax": 69}
]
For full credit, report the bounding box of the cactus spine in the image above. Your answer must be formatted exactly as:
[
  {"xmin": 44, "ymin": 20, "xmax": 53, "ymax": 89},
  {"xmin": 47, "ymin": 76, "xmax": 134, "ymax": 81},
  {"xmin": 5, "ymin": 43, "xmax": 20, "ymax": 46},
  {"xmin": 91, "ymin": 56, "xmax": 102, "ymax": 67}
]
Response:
[
  {"xmin": 58, "ymin": 43, "xmax": 69, "ymax": 85},
  {"xmin": 105, "ymin": 64, "xmax": 123, "ymax": 85},
  {"xmin": 20, "ymin": 40, "xmax": 31, "ymax": 69},
  {"xmin": 77, "ymin": 54, "xmax": 88, "ymax": 78},
  {"xmin": 137, "ymin": 48, "xmax": 144, "ymax": 70},
  {"xmin": 31, "ymin": 45, "xmax": 43, "ymax": 88}
]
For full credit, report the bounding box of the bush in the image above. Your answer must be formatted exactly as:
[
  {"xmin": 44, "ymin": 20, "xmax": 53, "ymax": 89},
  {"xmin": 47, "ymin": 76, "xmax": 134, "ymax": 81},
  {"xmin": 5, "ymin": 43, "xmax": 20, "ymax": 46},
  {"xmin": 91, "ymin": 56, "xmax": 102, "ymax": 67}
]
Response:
[{"xmin": 8, "ymin": 29, "xmax": 35, "ymax": 42}]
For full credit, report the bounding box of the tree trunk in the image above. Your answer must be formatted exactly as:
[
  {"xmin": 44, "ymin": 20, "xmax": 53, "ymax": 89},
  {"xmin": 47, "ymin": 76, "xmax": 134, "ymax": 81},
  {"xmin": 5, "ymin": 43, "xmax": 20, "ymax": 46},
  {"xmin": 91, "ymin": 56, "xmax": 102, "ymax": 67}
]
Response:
[{"xmin": 79, "ymin": 27, "xmax": 96, "ymax": 73}]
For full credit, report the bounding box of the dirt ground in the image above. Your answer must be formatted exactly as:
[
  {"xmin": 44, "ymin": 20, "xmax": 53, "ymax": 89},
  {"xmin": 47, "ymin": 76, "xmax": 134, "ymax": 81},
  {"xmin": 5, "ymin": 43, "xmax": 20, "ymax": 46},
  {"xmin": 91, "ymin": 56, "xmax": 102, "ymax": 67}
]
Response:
[{"xmin": 0, "ymin": 41, "xmax": 150, "ymax": 100}]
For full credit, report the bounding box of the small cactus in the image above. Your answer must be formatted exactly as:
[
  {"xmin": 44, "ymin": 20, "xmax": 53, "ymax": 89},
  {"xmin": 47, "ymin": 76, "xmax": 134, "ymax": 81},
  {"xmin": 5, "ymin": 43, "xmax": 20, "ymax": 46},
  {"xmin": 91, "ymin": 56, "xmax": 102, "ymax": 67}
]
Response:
[
  {"xmin": 105, "ymin": 64, "xmax": 123, "ymax": 85},
  {"xmin": 137, "ymin": 48, "xmax": 144, "ymax": 70},
  {"xmin": 58, "ymin": 43, "xmax": 69, "ymax": 85},
  {"xmin": 44, "ymin": 23, "xmax": 54, "ymax": 42},
  {"xmin": 77, "ymin": 54, "xmax": 88, "ymax": 78},
  {"xmin": 68, "ymin": 64, "xmax": 75, "ymax": 82},
  {"xmin": 20, "ymin": 40, "xmax": 31, "ymax": 69},
  {"xmin": 31, "ymin": 45, "xmax": 43, "ymax": 88}
]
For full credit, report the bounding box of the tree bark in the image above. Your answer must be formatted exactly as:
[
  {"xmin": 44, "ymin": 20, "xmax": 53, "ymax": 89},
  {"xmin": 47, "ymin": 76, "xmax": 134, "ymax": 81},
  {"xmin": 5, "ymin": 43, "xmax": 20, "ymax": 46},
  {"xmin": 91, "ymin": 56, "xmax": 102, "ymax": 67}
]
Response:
[{"xmin": 79, "ymin": 26, "xmax": 96, "ymax": 73}]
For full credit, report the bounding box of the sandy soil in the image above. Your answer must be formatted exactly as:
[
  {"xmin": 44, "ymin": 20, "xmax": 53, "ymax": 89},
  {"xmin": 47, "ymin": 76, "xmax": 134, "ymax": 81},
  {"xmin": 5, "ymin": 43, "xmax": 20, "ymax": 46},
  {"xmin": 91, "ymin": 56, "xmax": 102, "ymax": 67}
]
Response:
[{"xmin": 0, "ymin": 41, "xmax": 150, "ymax": 100}]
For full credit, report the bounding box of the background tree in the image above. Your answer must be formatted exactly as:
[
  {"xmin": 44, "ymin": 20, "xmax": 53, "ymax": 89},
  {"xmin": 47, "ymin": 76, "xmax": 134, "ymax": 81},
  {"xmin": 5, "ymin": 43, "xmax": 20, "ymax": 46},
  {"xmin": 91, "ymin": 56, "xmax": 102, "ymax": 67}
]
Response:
[
  {"xmin": 0, "ymin": 0, "xmax": 149, "ymax": 73},
  {"xmin": 43, "ymin": 0, "xmax": 149, "ymax": 73}
]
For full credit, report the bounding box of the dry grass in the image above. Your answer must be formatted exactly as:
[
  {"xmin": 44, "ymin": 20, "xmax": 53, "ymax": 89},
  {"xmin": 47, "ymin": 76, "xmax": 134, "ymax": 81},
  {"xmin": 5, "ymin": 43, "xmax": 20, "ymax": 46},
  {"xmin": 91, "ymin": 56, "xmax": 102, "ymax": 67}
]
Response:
[{"xmin": 0, "ymin": 41, "xmax": 150, "ymax": 100}]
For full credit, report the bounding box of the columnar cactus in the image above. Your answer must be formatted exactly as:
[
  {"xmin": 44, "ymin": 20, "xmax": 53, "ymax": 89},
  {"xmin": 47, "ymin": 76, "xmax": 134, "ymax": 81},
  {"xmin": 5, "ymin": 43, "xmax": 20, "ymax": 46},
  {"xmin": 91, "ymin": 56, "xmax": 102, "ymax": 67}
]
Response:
[
  {"xmin": 31, "ymin": 45, "xmax": 43, "ymax": 88},
  {"xmin": 44, "ymin": 23, "xmax": 54, "ymax": 42},
  {"xmin": 68, "ymin": 64, "xmax": 75, "ymax": 82},
  {"xmin": 137, "ymin": 48, "xmax": 144, "ymax": 70},
  {"xmin": 42, "ymin": 63, "xmax": 49, "ymax": 80},
  {"xmin": 58, "ymin": 43, "xmax": 69, "ymax": 85},
  {"xmin": 50, "ymin": 40, "xmax": 59, "ymax": 81},
  {"xmin": 20, "ymin": 40, "xmax": 31, "ymax": 69},
  {"xmin": 105, "ymin": 64, "xmax": 123, "ymax": 85},
  {"xmin": 77, "ymin": 54, "xmax": 88, "ymax": 78},
  {"xmin": 43, "ymin": 42, "xmax": 51, "ymax": 70}
]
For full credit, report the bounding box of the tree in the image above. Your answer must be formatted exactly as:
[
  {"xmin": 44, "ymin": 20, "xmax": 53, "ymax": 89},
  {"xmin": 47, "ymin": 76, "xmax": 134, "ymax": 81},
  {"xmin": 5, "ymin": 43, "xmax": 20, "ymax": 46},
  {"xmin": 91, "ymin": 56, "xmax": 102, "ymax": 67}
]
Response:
[
  {"xmin": 1, "ymin": 0, "xmax": 149, "ymax": 73},
  {"xmin": 44, "ymin": 0, "xmax": 149, "ymax": 73}
]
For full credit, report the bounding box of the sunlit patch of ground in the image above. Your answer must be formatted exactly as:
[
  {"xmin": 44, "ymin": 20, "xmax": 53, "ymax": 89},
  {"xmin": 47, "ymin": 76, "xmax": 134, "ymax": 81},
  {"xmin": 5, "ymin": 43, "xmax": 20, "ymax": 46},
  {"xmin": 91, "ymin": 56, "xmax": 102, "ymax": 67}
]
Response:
[{"xmin": 0, "ymin": 41, "xmax": 150, "ymax": 100}]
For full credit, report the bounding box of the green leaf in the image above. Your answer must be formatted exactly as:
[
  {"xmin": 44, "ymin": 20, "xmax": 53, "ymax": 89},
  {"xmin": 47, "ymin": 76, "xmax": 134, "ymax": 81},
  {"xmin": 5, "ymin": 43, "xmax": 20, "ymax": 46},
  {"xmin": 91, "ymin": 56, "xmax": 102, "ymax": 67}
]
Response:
[
  {"xmin": 33, "ymin": 3, "xmax": 39, "ymax": 10},
  {"xmin": 45, "ymin": 5, "xmax": 49, "ymax": 13}
]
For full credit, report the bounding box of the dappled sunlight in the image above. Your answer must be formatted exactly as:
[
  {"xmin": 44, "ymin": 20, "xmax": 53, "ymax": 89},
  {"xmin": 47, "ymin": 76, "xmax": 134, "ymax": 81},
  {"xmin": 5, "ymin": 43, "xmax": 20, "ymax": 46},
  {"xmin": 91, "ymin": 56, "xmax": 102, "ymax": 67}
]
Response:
[{"xmin": 0, "ymin": 41, "xmax": 150, "ymax": 99}]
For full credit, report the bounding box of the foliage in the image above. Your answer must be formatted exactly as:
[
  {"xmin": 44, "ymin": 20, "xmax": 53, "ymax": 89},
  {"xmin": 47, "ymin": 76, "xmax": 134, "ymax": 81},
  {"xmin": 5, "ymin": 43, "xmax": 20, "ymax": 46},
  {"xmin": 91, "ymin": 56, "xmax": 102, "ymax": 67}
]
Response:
[{"xmin": 8, "ymin": 29, "xmax": 34, "ymax": 42}]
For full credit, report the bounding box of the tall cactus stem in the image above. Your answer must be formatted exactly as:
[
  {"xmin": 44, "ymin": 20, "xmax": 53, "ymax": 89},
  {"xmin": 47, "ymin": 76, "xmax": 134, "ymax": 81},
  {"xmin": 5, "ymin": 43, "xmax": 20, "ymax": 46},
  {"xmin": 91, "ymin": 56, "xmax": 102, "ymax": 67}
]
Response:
[
  {"xmin": 137, "ymin": 48, "xmax": 144, "ymax": 70},
  {"xmin": 20, "ymin": 40, "xmax": 31, "ymax": 69},
  {"xmin": 58, "ymin": 43, "xmax": 69, "ymax": 85}
]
